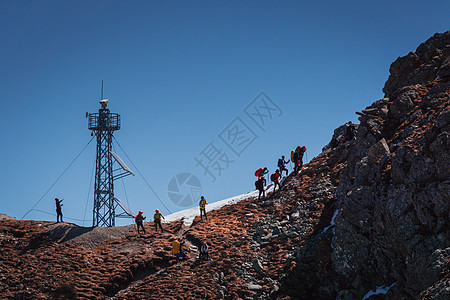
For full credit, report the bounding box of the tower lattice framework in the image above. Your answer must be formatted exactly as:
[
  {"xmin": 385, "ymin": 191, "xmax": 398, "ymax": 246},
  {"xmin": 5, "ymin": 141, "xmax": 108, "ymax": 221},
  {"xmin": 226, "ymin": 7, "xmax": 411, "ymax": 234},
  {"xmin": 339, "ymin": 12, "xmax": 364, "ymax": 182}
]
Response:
[{"xmin": 88, "ymin": 103, "xmax": 120, "ymax": 227}]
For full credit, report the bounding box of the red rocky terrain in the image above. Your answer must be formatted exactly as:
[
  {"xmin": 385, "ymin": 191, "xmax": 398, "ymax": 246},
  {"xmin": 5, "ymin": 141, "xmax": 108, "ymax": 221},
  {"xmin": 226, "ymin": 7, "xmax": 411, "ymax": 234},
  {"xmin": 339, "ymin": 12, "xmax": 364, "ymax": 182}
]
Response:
[{"xmin": 1, "ymin": 31, "xmax": 449, "ymax": 299}]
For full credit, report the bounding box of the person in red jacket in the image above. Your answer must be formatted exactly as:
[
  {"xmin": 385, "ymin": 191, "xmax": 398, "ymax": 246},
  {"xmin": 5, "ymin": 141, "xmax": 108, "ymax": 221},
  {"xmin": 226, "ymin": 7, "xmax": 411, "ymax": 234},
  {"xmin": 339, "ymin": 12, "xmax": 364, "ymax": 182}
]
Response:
[
  {"xmin": 271, "ymin": 169, "xmax": 281, "ymax": 192},
  {"xmin": 135, "ymin": 211, "xmax": 146, "ymax": 236}
]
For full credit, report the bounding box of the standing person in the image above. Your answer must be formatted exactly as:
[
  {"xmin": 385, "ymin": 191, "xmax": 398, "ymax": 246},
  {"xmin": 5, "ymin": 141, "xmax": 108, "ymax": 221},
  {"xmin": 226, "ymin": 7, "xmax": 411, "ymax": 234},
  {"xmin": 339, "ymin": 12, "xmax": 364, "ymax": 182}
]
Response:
[
  {"xmin": 277, "ymin": 156, "xmax": 290, "ymax": 176},
  {"xmin": 255, "ymin": 176, "xmax": 266, "ymax": 200},
  {"xmin": 199, "ymin": 241, "xmax": 209, "ymax": 261},
  {"xmin": 271, "ymin": 169, "xmax": 281, "ymax": 192},
  {"xmin": 293, "ymin": 146, "xmax": 306, "ymax": 173},
  {"xmin": 344, "ymin": 121, "xmax": 356, "ymax": 141},
  {"xmin": 55, "ymin": 198, "xmax": 63, "ymax": 223},
  {"xmin": 199, "ymin": 196, "xmax": 208, "ymax": 221},
  {"xmin": 135, "ymin": 211, "xmax": 146, "ymax": 236},
  {"xmin": 154, "ymin": 209, "xmax": 165, "ymax": 232}
]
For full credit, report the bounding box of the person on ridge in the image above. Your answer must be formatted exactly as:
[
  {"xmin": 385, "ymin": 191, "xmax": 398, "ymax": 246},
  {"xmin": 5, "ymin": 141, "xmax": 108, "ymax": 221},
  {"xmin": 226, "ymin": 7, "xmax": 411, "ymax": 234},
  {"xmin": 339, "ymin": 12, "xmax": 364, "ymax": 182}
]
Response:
[
  {"xmin": 344, "ymin": 121, "xmax": 356, "ymax": 141},
  {"xmin": 154, "ymin": 209, "xmax": 165, "ymax": 232},
  {"xmin": 199, "ymin": 241, "xmax": 209, "ymax": 261},
  {"xmin": 55, "ymin": 198, "xmax": 63, "ymax": 223},
  {"xmin": 135, "ymin": 211, "xmax": 146, "ymax": 236},
  {"xmin": 271, "ymin": 169, "xmax": 281, "ymax": 192},
  {"xmin": 293, "ymin": 146, "xmax": 306, "ymax": 173},
  {"xmin": 277, "ymin": 155, "xmax": 290, "ymax": 176},
  {"xmin": 255, "ymin": 175, "xmax": 266, "ymax": 200},
  {"xmin": 199, "ymin": 196, "xmax": 208, "ymax": 221}
]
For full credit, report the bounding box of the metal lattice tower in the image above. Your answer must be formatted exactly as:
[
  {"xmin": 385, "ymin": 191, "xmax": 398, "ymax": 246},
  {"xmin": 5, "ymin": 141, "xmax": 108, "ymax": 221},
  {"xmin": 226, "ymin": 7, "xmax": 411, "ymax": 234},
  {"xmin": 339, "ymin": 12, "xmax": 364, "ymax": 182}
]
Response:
[{"xmin": 88, "ymin": 99, "xmax": 120, "ymax": 227}]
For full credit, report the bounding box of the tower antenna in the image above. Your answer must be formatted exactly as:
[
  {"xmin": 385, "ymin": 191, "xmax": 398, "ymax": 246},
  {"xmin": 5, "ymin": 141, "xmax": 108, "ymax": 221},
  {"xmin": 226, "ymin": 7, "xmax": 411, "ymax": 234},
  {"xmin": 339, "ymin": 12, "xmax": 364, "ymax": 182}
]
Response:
[{"xmin": 101, "ymin": 80, "xmax": 104, "ymax": 100}]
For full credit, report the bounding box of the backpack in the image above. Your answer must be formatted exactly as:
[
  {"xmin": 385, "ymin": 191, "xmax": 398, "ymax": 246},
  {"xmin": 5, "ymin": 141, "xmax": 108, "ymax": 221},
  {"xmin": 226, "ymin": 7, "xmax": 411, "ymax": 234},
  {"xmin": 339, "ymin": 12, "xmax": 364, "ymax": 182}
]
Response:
[
  {"xmin": 171, "ymin": 240, "xmax": 181, "ymax": 254},
  {"xmin": 277, "ymin": 159, "xmax": 283, "ymax": 168},
  {"xmin": 254, "ymin": 168, "xmax": 263, "ymax": 177},
  {"xmin": 270, "ymin": 173, "xmax": 277, "ymax": 181}
]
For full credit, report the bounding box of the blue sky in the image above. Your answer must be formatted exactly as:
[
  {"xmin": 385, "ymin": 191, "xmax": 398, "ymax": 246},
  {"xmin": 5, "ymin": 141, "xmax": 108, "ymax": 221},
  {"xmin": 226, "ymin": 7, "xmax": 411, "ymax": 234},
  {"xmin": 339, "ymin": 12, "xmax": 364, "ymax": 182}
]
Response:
[{"xmin": 1, "ymin": 1, "xmax": 448, "ymax": 225}]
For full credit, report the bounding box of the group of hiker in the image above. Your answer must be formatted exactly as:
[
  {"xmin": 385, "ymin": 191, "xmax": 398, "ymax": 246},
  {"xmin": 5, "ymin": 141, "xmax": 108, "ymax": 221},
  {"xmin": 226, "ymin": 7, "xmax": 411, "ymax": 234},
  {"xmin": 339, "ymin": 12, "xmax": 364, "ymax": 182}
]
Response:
[
  {"xmin": 170, "ymin": 239, "xmax": 209, "ymax": 262},
  {"xmin": 133, "ymin": 195, "xmax": 210, "ymax": 262},
  {"xmin": 53, "ymin": 144, "xmax": 309, "ymax": 263},
  {"xmin": 134, "ymin": 209, "xmax": 166, "ymax": 236},
  {"xmin": 254, "ymin": 145, "xmax": 307, "ymax": 200}
]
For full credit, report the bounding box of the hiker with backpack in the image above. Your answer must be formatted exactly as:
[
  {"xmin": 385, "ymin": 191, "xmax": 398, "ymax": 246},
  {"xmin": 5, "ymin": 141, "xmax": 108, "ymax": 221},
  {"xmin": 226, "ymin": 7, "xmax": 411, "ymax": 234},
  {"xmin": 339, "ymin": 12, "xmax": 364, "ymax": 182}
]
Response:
[
  {"xmin": 135, "ymin": 211, "xmax": 146, "ymax": 236},
  {"xmin": 255, "ymin": 176, "xmax": 266, "ymax": 200},
  {"xmin": 277, "ymin": 156, "xmax": 290, "ymax": 176},
  {"xmin": 199, "ymin": 196, "xmax": 208, "ymax": 221},
  {"xmin": 344, "ymin": 121, "xmax": 356, "ymax": 141},
  {"xmin": 171, "ymin": 239, "xmax": 186, "ymax": 261},
  {"xmin": 271, "ymin": 169, "xmax": 281, "ymax": 192},
  {"xmin": 154, "ymin": 209, "xmax": 165, "ymax": 232},
  {"xmin": 293, "ymin": 146, "xmax": 306, "ymax": 173}
]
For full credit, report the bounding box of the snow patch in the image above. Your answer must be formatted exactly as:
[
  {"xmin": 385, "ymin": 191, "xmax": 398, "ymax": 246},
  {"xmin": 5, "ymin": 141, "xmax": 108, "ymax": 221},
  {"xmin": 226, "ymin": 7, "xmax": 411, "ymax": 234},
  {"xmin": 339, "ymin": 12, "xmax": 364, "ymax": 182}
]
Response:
[
  {"xmin": 165, "ymin": 184, "xmax": 276, "ymax": 226},
  {"xmin": 361, "ymin": 282, "xmax": 397, "ymax": 300}
]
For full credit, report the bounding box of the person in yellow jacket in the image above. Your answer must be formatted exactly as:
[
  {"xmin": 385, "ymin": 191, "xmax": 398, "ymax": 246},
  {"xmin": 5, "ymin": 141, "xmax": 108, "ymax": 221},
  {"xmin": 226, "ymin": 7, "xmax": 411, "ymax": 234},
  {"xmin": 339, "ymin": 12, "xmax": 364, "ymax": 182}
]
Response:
[
  {"xmin": 199, "ymin": 196, "xmax": 208, "ymax": 221},
  {"xmin": 154, "ymin": 209, "xmax": 165, "ymax": 232}
]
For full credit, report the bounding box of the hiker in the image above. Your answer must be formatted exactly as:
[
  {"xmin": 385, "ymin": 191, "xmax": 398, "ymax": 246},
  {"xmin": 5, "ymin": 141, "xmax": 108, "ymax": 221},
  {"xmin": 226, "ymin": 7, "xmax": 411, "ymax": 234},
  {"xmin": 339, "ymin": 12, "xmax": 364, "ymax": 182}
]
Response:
[
  {"xmin": 135, "ymin": 211, "xmax": 146, "ymax": 235},
  {"xmin": 271, "ymin": 169, "xmax": 281, "ymax": 192},
  {"xmin": 55, "ymin": 198, "xmax": 63, "ymax": 222},
  {"xmin": 293, "ymin": 146, "xmax": 306, "ymax": 173},
  {"xmin": 277, "ymin": 155, "xmax": 290, "ymax": 176},
  {"xmin": 171, "ymin": 239, "xmax": 186, "ymax": 260},
  {"xmin": 255, "ymin": 175, "xmax": 266, "ymax": 200},
  {"xmin": 199, "ymin": 241, "xmax": 209, "ymax": 261},
  {"xmin": 154, "ymin": 209, "xmax": 165, "ymax": 232},
  {"xmin": 199, "ymin": 196, "xmax": 208, "ymax": 221},
  {"xmin": 344, "ymin": 121, "xmax": 356, "ymax": 141}
]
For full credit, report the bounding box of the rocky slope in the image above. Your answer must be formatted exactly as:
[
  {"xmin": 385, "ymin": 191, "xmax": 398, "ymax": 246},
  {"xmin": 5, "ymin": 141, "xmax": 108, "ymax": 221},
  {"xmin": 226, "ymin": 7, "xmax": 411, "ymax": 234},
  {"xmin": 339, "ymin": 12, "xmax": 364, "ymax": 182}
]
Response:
[
  {"xmin": 0, "ymin": 31, "xmax": 448, "ymax": 299},
  {"xmin": 330, "ymin": 31, "xmax": 450, "ymax": 299}
]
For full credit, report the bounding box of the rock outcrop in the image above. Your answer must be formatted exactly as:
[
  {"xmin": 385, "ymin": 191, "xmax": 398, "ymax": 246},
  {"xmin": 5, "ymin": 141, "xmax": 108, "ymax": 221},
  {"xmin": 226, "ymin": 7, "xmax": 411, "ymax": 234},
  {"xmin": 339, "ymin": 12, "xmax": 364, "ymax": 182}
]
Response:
[{"xmin": 331, "ymin": 31, "xmax": 449, "ymax": 299}]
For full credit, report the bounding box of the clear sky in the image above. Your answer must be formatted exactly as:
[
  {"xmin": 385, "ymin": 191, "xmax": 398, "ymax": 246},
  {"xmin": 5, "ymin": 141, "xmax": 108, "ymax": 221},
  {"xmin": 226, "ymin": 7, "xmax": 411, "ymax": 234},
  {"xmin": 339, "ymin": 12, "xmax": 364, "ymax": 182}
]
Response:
[{"xmin": 1, "ymin": 0, "xmax": 448, "ymax": 226}]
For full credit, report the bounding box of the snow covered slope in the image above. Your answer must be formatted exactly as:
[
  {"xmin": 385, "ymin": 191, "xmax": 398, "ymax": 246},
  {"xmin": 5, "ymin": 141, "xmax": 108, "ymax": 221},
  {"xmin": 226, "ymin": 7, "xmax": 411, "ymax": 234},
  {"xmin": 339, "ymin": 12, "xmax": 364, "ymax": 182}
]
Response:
[{"xmin": 165, "ymin": 184, "xmax": 276, "ymax": 226}]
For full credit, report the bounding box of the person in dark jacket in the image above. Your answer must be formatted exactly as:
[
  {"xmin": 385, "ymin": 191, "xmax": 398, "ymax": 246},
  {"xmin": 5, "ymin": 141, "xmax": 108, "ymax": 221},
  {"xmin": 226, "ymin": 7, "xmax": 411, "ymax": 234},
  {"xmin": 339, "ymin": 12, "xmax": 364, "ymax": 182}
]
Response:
[
  {"xmin": 135, "ymin": 211, "xmax": 146, "ymax": 235},
  {"xmin": 55, "ymin": 198, "xmax": 63, "ymax": 223},
  {"xmin": 256, "ymin": 176, "xmax": 266, "ymax": 200},
  {"xmin": 277, "ymin": 156, "xmax": 290, "ymax": 176},
  {"xmin": 294, "ymin": 146, "xmax": 306, "ymax": 173},
  {"xmin": 344, "ymin": 121, "xmax": 356, "ymax": 141}
]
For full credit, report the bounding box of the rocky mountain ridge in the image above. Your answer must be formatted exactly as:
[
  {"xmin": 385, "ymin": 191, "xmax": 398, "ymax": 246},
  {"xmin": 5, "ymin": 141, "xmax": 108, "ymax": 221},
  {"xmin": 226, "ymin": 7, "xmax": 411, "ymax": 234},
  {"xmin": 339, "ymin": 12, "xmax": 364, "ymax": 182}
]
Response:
[{"xmin": 0, "ymin": 31, "xmax": 448, "ymax": 299}]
